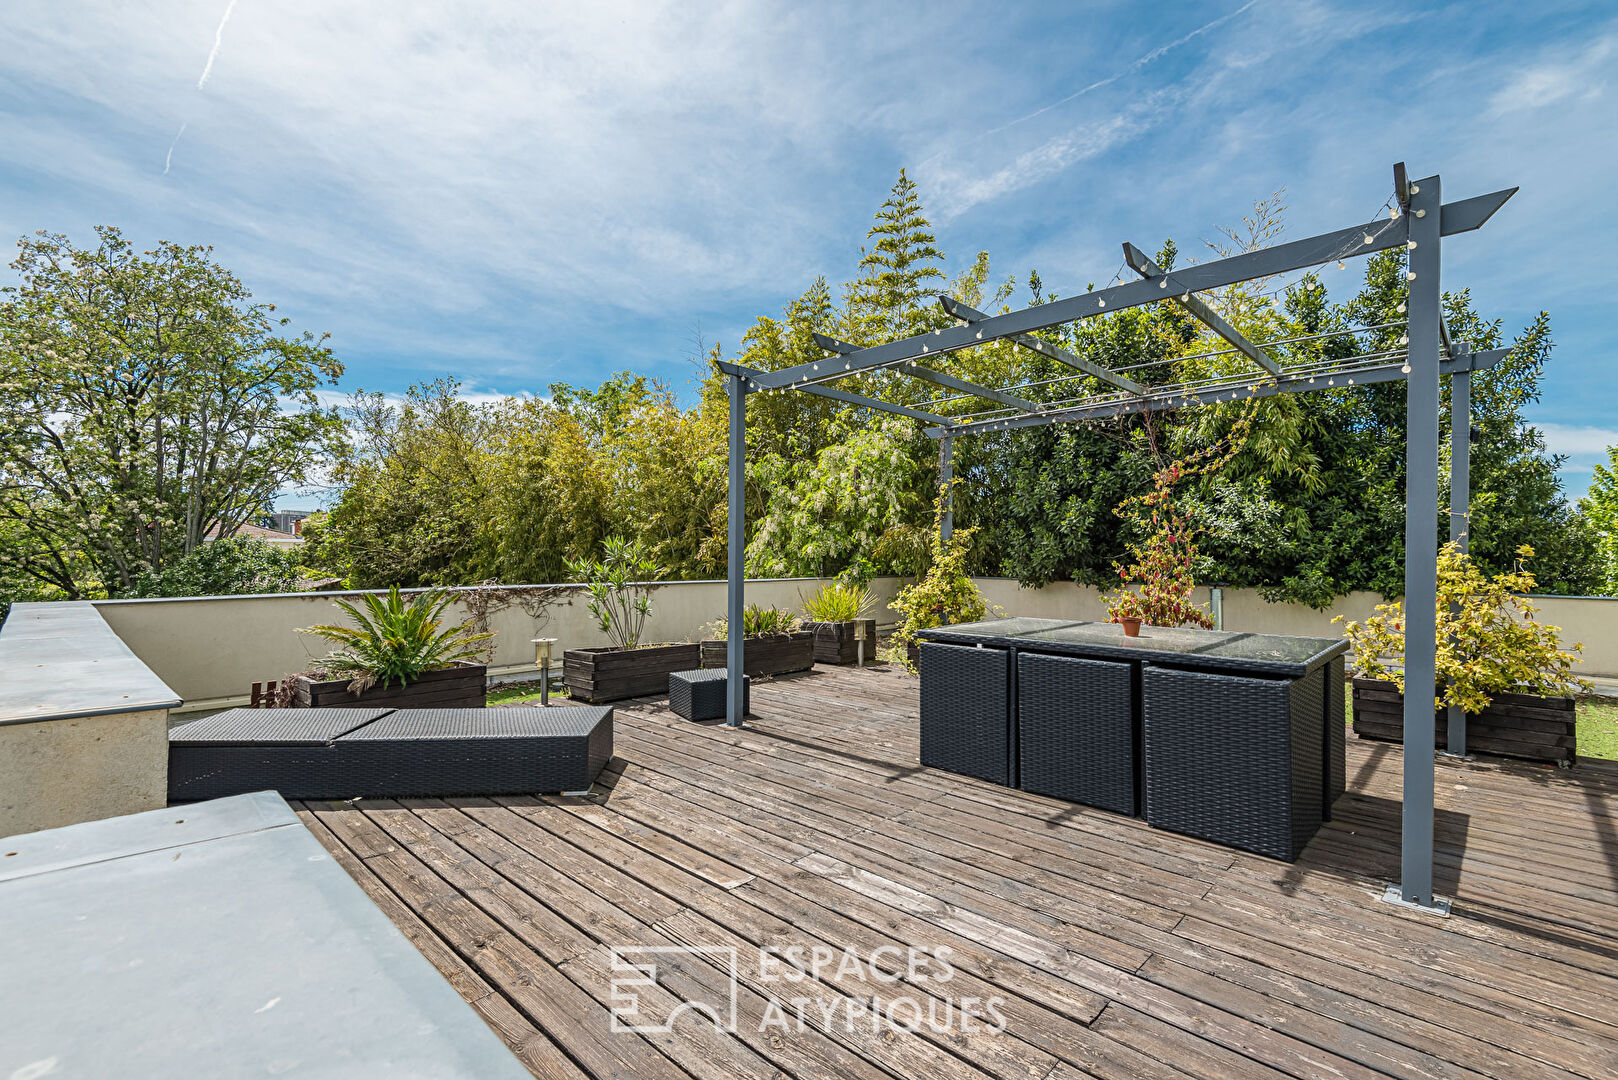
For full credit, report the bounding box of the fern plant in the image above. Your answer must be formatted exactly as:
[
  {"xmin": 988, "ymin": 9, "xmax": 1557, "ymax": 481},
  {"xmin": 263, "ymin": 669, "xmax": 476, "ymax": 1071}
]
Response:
[{"xmin": 298, "ymin": 586, "xmax": 493, "ymax": 694}]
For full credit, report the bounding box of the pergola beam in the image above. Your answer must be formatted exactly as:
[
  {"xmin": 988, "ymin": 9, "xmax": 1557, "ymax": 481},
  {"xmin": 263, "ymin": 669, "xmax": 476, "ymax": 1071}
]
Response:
[
  {"xmin": 713, "ymin": 359, "xmax": 953, "ymax": 425},
  {"xmin": 811, "ymin": 333, "xmax": 1042, "ymax": 414},
  {"xmin": 939, "ymin": 296, "xmax": 1146, "ymax": 396},
  {"xmin": 924, "ymin": 348, "xmax": 1506, "ymax": 438},
  {"xmin": 1122, "ymin": 243, "xmax": 1282, "ymax": 376},
  {"xmin": 750, "ymin": 187, "xmax": 1514, "ymax": 393}
]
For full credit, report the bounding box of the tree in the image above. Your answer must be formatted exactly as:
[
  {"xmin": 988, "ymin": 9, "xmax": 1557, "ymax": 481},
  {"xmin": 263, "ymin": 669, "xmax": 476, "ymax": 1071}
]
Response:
[
  {"xmin": 849, "ymin": 169, "xmax": 947, "ymax": 342},
  {"xmin": 1580, "ymin": 447, "xmax": 1618, "ymax": 594},
  {"xmin": 129, "ymin": 536, "xmax": 302, "ymax": 598},
  {"xmin": 0, "ymin": 227, "xmax": 344, "ymax": 597}
]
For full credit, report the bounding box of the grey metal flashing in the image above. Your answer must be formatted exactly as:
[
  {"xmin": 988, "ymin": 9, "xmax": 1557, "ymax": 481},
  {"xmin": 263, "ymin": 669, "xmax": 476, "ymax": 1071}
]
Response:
[
  {"xmin": 0, "ymin": 602, "xmax": 183, "ymax": 726},
  {"xmin": 1122, "ymin": 242, "xmax": 1283, "ymax": 376},
  {"xmin": 939, "ymin": 296, "xmax": 1146, "ymax": 396},
  {"xmin": 0, "ymin": 792, "xmax": 532, "ymax": 1077}
]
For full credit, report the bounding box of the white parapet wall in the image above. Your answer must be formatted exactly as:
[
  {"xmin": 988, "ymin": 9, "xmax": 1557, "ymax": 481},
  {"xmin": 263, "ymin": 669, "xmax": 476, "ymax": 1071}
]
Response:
[
  {"xmin": 0, "ymin": 603, "xmax": 181, "ymax": 836},
  {"xmin": 93, "ymin": 576, "xmax": 907, "ymax": 713}
]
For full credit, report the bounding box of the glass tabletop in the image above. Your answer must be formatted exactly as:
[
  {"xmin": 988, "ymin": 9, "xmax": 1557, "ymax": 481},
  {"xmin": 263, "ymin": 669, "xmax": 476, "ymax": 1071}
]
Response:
[{"xmin": 924, "ymin": 617, "xmax": 1345, "ymax": 670}]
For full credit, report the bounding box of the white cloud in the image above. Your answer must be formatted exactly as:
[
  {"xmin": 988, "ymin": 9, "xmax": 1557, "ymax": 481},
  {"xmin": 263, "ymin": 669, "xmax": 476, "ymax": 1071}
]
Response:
[
  {"xmin": 1490, "ymin": 36, "xmax": 1612, "ymax": 114},
  {"xmin": 1538, "ymin": 423, "xmax": 1618, "ymax": 462}
]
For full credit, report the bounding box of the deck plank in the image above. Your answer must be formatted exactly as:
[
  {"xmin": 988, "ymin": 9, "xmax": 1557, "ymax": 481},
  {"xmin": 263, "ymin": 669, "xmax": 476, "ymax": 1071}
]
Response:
[{"xmin": 302, "ymin": 663, "xmax": 1618, "ymax": 1080}]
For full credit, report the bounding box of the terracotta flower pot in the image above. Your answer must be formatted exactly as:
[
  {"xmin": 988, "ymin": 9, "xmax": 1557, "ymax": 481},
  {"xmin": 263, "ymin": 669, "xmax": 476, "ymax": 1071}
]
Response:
[{"xmin": 1116, "ymin": 617, "xmax": 1142, "ymax": 637}]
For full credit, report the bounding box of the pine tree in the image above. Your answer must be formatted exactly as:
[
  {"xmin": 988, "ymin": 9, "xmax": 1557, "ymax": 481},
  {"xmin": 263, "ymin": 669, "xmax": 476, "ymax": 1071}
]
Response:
[{"xmin": 851, "ymin": 170, "xmax": 945, "ymax": 341}]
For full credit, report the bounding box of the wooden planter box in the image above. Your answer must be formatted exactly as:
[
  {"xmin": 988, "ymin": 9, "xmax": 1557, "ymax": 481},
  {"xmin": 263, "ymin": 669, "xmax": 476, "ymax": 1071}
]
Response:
[
  {"xmin": 803, "ymin": 619, "xmax": 878, "ymax": 665},
  {"xmin": 699, "ymin": 631, "xmax": 815, "ymax": 677},
  {"xmin": 1351, "ymin": 677, "xmax": 1576, "ymax": 764},
  {"xmin": 292, "ymin": 663, "xmax": 486, "ymax": 709},
  {"xmin": 563, "ymin": 643, "xmax": 701, "ymax": 704}
]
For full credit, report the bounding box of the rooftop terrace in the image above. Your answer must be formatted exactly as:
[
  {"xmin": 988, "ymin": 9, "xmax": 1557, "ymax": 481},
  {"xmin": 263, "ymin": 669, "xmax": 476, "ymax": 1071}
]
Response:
[{"xmin": 299, "ymin": 662, "xmax": 1618, "ymax": 1080}]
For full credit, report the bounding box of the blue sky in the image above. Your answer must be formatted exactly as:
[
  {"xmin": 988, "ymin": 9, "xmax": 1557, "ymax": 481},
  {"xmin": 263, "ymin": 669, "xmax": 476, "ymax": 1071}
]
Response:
[{"xmin": 2, "ymin": 1, "xmax": 1615, "ymax": 501}]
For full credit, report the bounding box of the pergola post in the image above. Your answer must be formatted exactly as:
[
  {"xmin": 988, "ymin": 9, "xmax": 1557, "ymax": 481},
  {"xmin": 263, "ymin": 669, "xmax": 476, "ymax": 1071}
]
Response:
[
  {"xmin": 1446, "ymin": 363, "xmax": 1471, "ymax": 757},
  {"xmin": 726, "ymin": 372, "xmax": 746, "ymax": 728},
  {"xmin": 1394, "ymin": 173, "xmax": 1445, "ymax": 912},
  {"xmin": 939, "ymin": 435, "xmax": 955, "ymax": 544}
]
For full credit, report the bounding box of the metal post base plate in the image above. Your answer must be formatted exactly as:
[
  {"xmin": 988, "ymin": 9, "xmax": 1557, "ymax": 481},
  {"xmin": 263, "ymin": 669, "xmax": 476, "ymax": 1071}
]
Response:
[
  {"xmin": 1437, "ymin": 751, "xmax": 1474, "ymax": 762},
  {"xmin": 1380, "ymin": 884, "xmax": 1451, "ymax": 916},
  {"xmin": 561, "ymin": 789, "xmax": 594, "ymax": 798}
]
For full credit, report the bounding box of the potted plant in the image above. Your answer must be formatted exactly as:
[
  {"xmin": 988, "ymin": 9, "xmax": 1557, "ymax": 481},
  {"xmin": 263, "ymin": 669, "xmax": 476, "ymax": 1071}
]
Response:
[
  {"xmin": 801, "ymin": 581, "xmax": 879, "ymax": 664},
  {"xmin": 700, "ymin": 604, "xmax": 815, "ymax": 676},
  {"xmin": 293, "ymin": 586, "xmax": 493, "ymax": 708},
  {"xmin": 886, "ymin": 487, "xmax": 992, "ymax": 672},
  {"xmin": 562, "ymin": 537, "xmax": 699, "ymax": 703},
  {"xmin": 1336, "ymin": 542, "xmax": 1589, "ymax": 763},
  {"xmin": 1107, "ymin": 590, "xmax": 1145, "ymax": 637}
]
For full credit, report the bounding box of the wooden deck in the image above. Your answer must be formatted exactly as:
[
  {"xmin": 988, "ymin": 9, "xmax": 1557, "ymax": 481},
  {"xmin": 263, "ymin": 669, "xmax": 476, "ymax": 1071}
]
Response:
[{"xmin": 297, "ymin": 664, "xmax": 1618, "ymax": 1080}]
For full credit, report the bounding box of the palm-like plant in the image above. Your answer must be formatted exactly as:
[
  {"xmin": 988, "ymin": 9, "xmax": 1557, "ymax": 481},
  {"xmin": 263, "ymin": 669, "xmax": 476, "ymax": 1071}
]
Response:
[
  {"xmin": 298, "ymin": 587, "xmax": 494, "ymax": 694},
  {"xmin": 804, "ymin": 581, "xmax": 875, "ymax": 623}
]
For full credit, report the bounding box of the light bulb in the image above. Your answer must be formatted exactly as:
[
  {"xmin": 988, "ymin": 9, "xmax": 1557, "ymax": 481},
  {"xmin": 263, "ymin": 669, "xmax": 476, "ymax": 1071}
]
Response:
[
  {"xmin": 1160, "ymin": 279, "xmax": 1169, "ymax": 289},
  {"xmin": 1337, "ymin": 260, "xmax": 1346, "ymax": 270},
  {"xmin": 1397, "ymin": 302, "xmax": 1406, "ymax": 313},
  {"xmin": 1401, "ymin": 363, "xmax": 1411, "ymax": 374},
  {"xmin": 1400, "ymin": 334, "xmax": 1409, "ymax": 345},
  {"xmin": 1415, "ymin": 209, "xmax": 1426, "ymax": 218},
  {"xmin": 1389, "ymin": 207, "xmax": 1399, "ymax": 220},
  {"xmin": 1407, "ymin": 271, "xmax": 1417, "ymax": 282},
  {"xmin": 1408, "ymin": 240, "xmax": 1418, "ymax": 250},
  {"xmin": 1410, "ymin": 184, "xmax": 1420, "ymax": 194},
  {"xmin": 1097, "ymin": 299, "xmax": 1105, "ymax": 308},
  {"xmin": 1363, "ymin": 234, "xmax": 1375, "ymax": 245},
  {"xmin": 1328, "ymin": 378, "xmax": 1335, "ymax": 385}
]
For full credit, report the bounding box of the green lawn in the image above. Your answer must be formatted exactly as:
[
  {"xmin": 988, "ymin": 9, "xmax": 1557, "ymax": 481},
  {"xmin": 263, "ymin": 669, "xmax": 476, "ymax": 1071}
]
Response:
[
  {"xmin": 487, "ymin": 678, "xmax": 566, "ymax": 706},
  {"xmin": 1577, "ymin": 698, "xmax": 1618, "ymax": 761}
]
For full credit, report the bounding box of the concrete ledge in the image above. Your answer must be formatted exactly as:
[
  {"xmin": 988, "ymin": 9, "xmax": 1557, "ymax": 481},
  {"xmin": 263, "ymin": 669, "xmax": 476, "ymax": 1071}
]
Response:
[{"xmin": 0, "ymin": 602, "xmax": 180, "ymax": 835}]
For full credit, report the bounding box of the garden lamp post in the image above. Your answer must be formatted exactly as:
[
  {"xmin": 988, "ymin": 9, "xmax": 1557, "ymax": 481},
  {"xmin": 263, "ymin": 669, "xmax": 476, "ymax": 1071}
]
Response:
[{"xmin": 531, "ymin": 637, "xmax": 557, "ymax": 706}]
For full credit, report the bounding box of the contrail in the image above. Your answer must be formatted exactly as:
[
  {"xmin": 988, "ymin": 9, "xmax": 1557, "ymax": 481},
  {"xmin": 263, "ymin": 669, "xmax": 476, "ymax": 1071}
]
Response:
[
  {"xmin": 987, "ymin": 0, "xmax": 1258, "ymax": 135},
  {"xmin": 196, "ymin": 0, "xmax": 239, "ymax": 89},
  {"xmin": 163, "ymin": 122, "xmax": 188, "ymax": 174}
]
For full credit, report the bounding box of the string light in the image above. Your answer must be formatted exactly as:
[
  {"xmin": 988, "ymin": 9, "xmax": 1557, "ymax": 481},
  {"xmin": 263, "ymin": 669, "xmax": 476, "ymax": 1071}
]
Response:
[
  {"xmin": 1337, "ymin": 261, "xmax": 1346, "ymax": 270},
  {"xmin": 1097, "ymin": 299, "xmax": 1106, "ymax": 308},
  {"xmin": 1363, "ymin": 234, "xmax": 1375, "ymax": 245},
  {"xmin": 1401, "ymin": 363, "xmax": 1412, "ymax": 374},
  {"xmin": 1389, "ymin": 207, "xmax": 1399, "ymax": 220},
  {"xmin": 1407, "ymin": 271, "xmax": 1418, "ymax": 282},
  {"xmin": 1397, "ymin": 302, "xmax": 1406, "ymax": 314},
  {"xmin": 1408, "ymin": 240, "xmax": 1418, "ymax": 250},
  {"xmin": 1399, "ymin": 334, "xmax": 1409, "ymax": 345}
]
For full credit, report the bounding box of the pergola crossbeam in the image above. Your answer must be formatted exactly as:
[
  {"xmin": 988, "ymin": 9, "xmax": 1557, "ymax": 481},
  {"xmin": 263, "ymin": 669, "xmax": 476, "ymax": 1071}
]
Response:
[
  {"xmin": 1122, "ymin": 243, "xmax": 1282, "ymax": 376},
  {"xmin": 810, "ymin": 333, "xmax": 1042, "ymax": 414},
  {"xmin": 713, "ymin": 359, "xmax": 952, "ymax": 425},
  {"xmin": 925, "ymin": 347, "xmax": 1506, "ymax": 437},
  {"xmin": 750, "ymin": 187, "xmax": 1514, "ymax": 393},
  {"xmin": 939, "ymin": 296, "xmax": 1146, "ymax": 396}
]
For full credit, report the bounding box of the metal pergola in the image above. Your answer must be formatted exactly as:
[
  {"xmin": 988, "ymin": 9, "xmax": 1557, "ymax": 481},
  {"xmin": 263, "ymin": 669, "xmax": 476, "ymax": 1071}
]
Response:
[{"xmin": 716, "ymin": 165, "xmax": 1517, "ymax": 914}]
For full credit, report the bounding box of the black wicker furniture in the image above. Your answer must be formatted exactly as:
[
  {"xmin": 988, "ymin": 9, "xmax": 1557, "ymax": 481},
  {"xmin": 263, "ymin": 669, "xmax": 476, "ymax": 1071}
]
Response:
[
  {"xmin": 1142, "ymin": 665, "xmax": 1325, "ymax": 861},
  {"xmin": 669, "ymin": 668, "xmax": 750, "ymax": 721},
  {"xmin": 1016, "ymin": 653, "xmax": 1136, "ymax": 815},
  {"xmin": 914, "ymin": 617, "xmax": 1349, "ymax": 862},
  {"xmin": 168, "ymin": 707, "xmax": 394, "ymax": 801},
  {"xmin": 336, "ymin": 707, "xmax": 612, "ymax": 796},
  {"xmin": 168, "ymin": 705, "xmax": 612, "ymax": 801},
  {"xmin": 918, "ymin": 642, "xmax": 1012, "ymax": 785}
]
